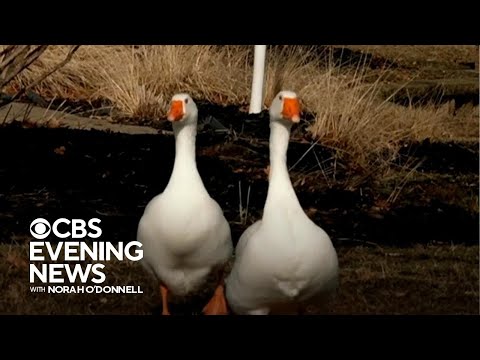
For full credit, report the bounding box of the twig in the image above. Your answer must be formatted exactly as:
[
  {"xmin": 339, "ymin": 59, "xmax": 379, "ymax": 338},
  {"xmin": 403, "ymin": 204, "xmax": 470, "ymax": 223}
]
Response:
[
  {"xmin": 245, "ymin": 185, "xmax": 251, "ymax": 226},
  {"xmin": 238, "ymin": 180, "xmax": 242, "ymax": 223},
  {"xmin": 0, "ymin": 46, "xmax": 48, "ymax": 89},
  {"xmin": 236, "ymin": 181, "xmax": 252, "ymax": 226},
  {"xmin": 44, "ymin": 99, "xmax": 67, "ymax": 124},
  {"xmin": 22, "ymin": 103, "xmax": 34, "ymax": 122},
  {"xmin": 9, "ymin": 45, "xmax": 80, "ymax": 103},
  {"xmin": 313, "ymin": 149, "xmax": 331, "ymax": 188},
  {"xmin": 289, "ymin": 139, "xmax": 320, "ymax": 171},
  {"xmin": 0, "ymin": 46, "xmax": 29, "ymax": 71},
  {"xmin": 386, "ymin": 159, "xmax": 423, "ymax": 205},
  {"xmin": 1, "ymin": 103, "xmax": 12, "ymax": 126},
  {"xmin": 0, "ymin": 46, "xmax": 14, "ymax": 58}
]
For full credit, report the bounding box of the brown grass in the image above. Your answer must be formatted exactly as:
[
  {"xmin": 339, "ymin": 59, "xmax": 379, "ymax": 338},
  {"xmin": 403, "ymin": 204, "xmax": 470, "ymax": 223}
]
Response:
[
  {"xmin": 1, "ymin": 243, "xmax": 477, "ymax": 315},
  {"xmin": 2, "ymin": 45, "xmax": 478, "ymax": 183},
  {"xmin": 377, "ymin": 169, "xmax": 480, "ymax": 215},
  {"xmin": 334, "ymin": 244, "xmax": 479, "ymax": 314},
  {"xmin": 5, "ymin": 45, "xmax": 253, "ymax": 117},
  {"xmin": 345, "ymin": 45, "xmax": 479, "ymax": 66},
  {"xmin": 303, "ymin": 62, "xmax": 478, "ymax": 182}
]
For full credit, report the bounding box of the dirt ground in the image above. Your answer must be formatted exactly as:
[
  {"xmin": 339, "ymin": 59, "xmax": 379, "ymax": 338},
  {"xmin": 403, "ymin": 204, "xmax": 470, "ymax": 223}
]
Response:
[
  {"xmin": 1, "ymin": 243, "xmax": 478, "ymax": 315},
  {"xmin": 0, "ymin": 113, "xmax": 477, "ymax": 315}
]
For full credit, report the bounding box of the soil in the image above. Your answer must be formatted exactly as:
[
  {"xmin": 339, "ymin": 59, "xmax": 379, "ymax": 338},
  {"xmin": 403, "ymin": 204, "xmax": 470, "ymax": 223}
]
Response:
[{"xmin": 0, "ymin": 102, "xmax": 478, "ymax": 249}]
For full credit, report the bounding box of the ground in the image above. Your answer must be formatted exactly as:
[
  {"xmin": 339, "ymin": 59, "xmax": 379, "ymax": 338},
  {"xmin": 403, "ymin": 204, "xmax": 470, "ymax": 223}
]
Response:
[
  {"xmin": 1, "ymin": 243, "xmax": 477, "ymax": 315},
  {"xmin": 0, "ymin": 45, "xmax": 478, "ymax": 315}
]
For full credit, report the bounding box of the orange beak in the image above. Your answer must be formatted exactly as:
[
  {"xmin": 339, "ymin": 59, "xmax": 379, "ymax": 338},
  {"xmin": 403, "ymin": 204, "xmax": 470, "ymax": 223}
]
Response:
[
  {"xmin": 167, "ymin": 100, "xmax": 184, "ymax": 122},
  {"xmin": 282, "ymin": 98, "xmax": 301, "ymax": 123}
]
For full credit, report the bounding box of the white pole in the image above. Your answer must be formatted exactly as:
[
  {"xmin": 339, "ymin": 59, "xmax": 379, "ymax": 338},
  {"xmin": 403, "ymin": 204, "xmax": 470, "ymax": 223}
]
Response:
[{"xmin": 249, "ymin": 45, "xmax": 267, "ymax": 114}]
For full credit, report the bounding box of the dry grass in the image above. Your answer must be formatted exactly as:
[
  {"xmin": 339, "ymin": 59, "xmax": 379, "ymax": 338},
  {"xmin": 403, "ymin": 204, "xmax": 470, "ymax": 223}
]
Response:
[
  {"xmin": 303, "ymin": 61, "xmax": 478, "ymax": 179},
  {"xmin": 345, "ymin": 45, "xmax": 479, "ymax": 66},
  {"xmin": 334, "ymin": 244, "xmax": 479, "ymax": 314},
  {"xmin": 376, "ymin": 168, "xmax": 480, "ymax": 215},
  {"xmin": 1, "ymin": 243, "xmax": 477, "ymax": 315},
  {"xmin": 5, "ymin": 45, "xmax": 253, "ymax": 118},
  {"xmin": 6, "ymin": 45, "xmax": 330, "ymax": 117},
  {"xmin": 2, "ymin": 45, "xmax": 478, "ymax": 181}
]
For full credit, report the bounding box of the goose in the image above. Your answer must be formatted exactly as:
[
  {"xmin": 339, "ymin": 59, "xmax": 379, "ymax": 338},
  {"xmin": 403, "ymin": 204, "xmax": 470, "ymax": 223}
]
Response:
[
  {"xmin": 225, "ymin": 90, "xmax": 339, "ymax": 315},
  {"xmin": 137, "ymin": 93, "xmax": 233, "ymax": 315}
]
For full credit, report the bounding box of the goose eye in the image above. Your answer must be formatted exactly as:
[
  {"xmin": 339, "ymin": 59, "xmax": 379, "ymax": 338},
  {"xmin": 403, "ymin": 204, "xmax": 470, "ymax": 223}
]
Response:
[
  {"xmin": 279, "ymin": 95, "xmax": 283, "ymax": 101},
  {"xmin": 185, "ymin": 98, "xmax": 189, "ymax": 104}
]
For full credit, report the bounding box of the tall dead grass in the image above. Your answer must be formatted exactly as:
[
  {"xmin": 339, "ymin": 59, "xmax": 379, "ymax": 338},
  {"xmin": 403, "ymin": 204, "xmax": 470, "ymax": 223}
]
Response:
[
  {"xmin": 307, "ymin": 62, "xmax": 479, "ymax": 173},
  {"xmin": 8, "ymin": 45, "xmax": 254, "ymax": 117},
  {"xmin": 4, "ymin": 45, "xmax": 478, "ymax": 182},
  {"xmin": 345, "ymin": 45, "xmax": 478, "ymax": 66}
]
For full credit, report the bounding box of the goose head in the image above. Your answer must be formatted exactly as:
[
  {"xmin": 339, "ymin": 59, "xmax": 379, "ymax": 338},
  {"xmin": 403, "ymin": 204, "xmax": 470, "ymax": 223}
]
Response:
[
  {"xmin": 166, "ymin": 93, "xmax": 198, "ymax": 125},
  {"xmin": 269, "ymin": 90, "xmax": 301, "ymax": 125}
]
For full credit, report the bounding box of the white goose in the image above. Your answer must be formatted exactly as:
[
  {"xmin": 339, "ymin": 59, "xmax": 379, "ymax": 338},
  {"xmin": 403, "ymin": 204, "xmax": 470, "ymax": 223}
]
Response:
[
  {"xmin": 137, "ymin": 93, "xmax": 233, "ymax": 315},
  {"xmin": 225, "ymin": 90, "xmax": 339, "ymax": 315}
]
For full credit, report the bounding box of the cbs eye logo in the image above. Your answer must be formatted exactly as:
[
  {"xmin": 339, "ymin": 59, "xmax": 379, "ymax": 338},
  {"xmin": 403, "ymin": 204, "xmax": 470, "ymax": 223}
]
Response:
[
  {"xmin": 29, "ymin": 217, "xmax": 102, "ymax": 240},
  {"xmin": 30, "ymin": 218, "xmax": 52, "ymax": 239}
]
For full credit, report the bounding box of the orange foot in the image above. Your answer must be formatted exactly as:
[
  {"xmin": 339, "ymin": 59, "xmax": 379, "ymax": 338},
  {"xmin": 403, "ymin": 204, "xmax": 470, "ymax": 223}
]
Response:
[
  {"xmin": 202, "ymin": 283, "xmax": 229, "ymax": 315},
  {"xmin": 160, "ymin": 284, "xmax": 171, "ymax": 315}
]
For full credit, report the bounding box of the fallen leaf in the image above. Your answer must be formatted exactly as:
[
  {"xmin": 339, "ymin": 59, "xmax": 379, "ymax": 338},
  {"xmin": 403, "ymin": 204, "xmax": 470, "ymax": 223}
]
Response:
[{"xmin": 54, "ymin": 146, "xmax": 66, "ymax": 155}]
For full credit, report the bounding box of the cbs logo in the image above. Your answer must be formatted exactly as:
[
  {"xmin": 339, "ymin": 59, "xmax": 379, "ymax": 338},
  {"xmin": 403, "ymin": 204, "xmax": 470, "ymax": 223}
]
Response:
[{"xmin": 30, "ymin": 218, "xmax": 102, "ymax": 240}]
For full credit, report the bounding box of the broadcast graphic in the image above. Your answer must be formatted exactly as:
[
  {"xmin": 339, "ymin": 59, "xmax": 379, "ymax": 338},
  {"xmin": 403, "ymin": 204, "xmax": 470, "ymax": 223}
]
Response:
[{"xmin": 29, "ymin": 217, "xmax": 143, "ymax": 295}]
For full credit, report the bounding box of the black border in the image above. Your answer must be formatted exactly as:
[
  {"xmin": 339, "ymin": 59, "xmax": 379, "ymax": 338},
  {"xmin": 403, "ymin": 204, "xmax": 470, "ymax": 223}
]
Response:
[
  {"xmin": 1, "ymin": 5, "xmax": 478, "ymax": 44},
  {"xmin": 1, "ymin": 4, "xmax": 478, "ymax": 350},
  {"xmin": 4, "ymin": 315, "xmax": 479, "ymax": 354}
]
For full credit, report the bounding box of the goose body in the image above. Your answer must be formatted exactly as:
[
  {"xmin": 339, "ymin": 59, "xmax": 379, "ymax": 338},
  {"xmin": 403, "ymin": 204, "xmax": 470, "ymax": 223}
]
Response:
[
  {"xmin": 137, "ymin": 93, "xmax": 233, "ymax": 314},
  {"xmin": 225, "ymin": 91, "xmax": 338, "ymax": 315}
]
